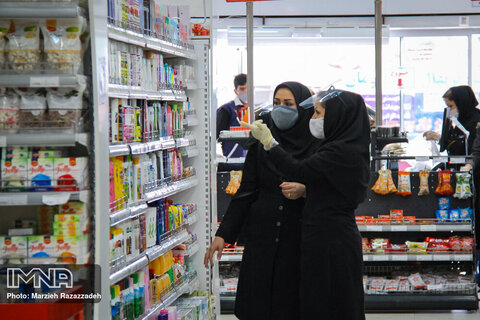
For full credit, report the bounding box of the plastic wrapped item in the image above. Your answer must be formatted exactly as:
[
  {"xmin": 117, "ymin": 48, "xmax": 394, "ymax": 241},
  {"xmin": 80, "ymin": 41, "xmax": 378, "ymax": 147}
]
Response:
[
  {"xmin": 453, "ymin": 172, "xmax": 472, "ymax": 199},
  {"xmin": 390, "ymin": 209, "xmax": 403, "ymax": 224},
  {"xmin": 437, "ymin": 197, "xmax": 450, "ymax": 210},
  {"xmin": 403, "ymin": 216, "xmax": 416, "ymax": 224},
  {"xmin": 41, "ymin": 17, "xmax": 86, "ymax": 73},
  {"xmin": 435, "ymin": 170, "xmax": 454, "ymax": 196},
  {"xmin": 362, "ymin": 237, "xmax": 370, "ymax": 253},
  {"xmin": 372, "ymin": 169, "xmax": 397, "ymax": 195},
  {"xmin": 15, "ymin": 88, "xmax": 47, "ymax": 128},
  {"xmin": 396, "ymin": 171, "xmax": 412, "ymax": 196},
  {"xmin": 6, "ymin": 20, "xmax": 41, "ymax": 71},
  {"xmin": 384, "ymin": 279, "xmax": 399, "ymax": 292},
  {"xmin": 369, "ymin": 278, "xmax": 386, "ymax": 292},
  {"xmin": 418, "ymin": 170, "xmax": 430, "ymax": 196},
  {"xmin": 46, "ymin": 78, "xmax": 86, "ymax": 130},
  {"xmin": 461, "ymin": 237, "xmax": 474, "ymax": 252},
  {"xmin": 435, "ymin": 209, "xmax": 449, "ymax": 222},
  {"xmin": 0, "ymin": 20, "xmax": 9, "ymax": 69},
  {"xmin": 449, "ymin": 236, "xmax": 463, "ymax": 251},
  {"xmin": 406, "ymin": 241, "xmax": 428, "ymax": 254},
  {"xmin": 371, "ymin": 238, "xmax": 391, "ymax": 253},
  {"xmin": 408, "ymin": 273, "xmax": 426, "ymax": 290},
  {"xmin": 225, "ymin": 170, "xmax": 242, "ymax": 196},
  {"xmin": 397, "ymin": 279, "xmax": 410, "ymax": 292},
  {"xmin": 459, "ymin": 208, "xmax": 473, "ymax": 221},
  {"xmin": 425, "ymin": 237, "xmax": 450, "ymax": 252},
  {"xmin": 449, "ymin": 209, "xmax": 461, "ymax": 221},
  {"xmin": 0, "ymin": 89, "xmax": 20, "ymax": 132}
]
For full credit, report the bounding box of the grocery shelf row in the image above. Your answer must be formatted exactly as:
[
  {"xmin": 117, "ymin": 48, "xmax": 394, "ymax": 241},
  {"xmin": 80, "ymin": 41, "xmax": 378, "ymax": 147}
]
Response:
[
  {"xmin": 109, "ymin": 136, "xmax": 198, "ymax": 157},
  {"xmin": 0, "ymin": 74, "xmax": 85, "ymax": 88},
  {"xmin": 0, "ymin": 1, "xmax": 84, "ymax": 19},
  {"xmin": 0, "ymin": 132, "xmax": 89, "ymax": 147},
  {"xmin": 357, "ymin": 223, "xmax": 472, "ymax": 232},
  {"xmin": 107, "ymin": 83, "xmax": 187, "ymax": 101},
  {"xmin": 362, "ymin": 253, "xmax": 473, "ymax": 262},
  {"xmin": 109, "ymin": 229, "xmax": 189, "ymax": 285},
  {"xmin": 0, "ymin": 190, "xmax": 88, "ymax": 206}
]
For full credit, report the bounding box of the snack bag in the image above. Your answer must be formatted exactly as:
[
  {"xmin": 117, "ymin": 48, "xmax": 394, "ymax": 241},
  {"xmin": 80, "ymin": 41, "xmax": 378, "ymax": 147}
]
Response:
[
  {"xmin": 408, "ymin": 273, "xmax": 426, "ymax": 290},
  {"xmin": 6, "ymin": 20, "xmax": 41, "ymax": 71},
  {"xmin": 0, "ymin": 20, "xmax": 10, "ymax": 69},
  {"xmin": 435, "ymin": 170, "xmax": 454, "ymax": 196},
  {"xmin": 453, "ymin": 172, "xmax": 472, "ymax": 199},
  {"xmin": 396, "ymin": 171, "xmax": 412, "ymax": 196},
  {"xmin": 405, "ymin": 241, "xmax": 428, "ymax": 254},
  {"xmin": 225, "ymin": 170, "xmax": 242, "ymax": 196},
  {"xmin": 459, "ymin": 208, "xmax": 473, "ymax": 222},
  {"xmin": 435, "ymin": 209, "xmax": 449, "ymax": 222},
  {"xmin": 418, "ymin": 170, "xmax": 430, "ymax": 196},
  {"xmin": 372, "ymin": 169, "xmax": 397, "ymax": 195},
  {"xmin": 438, "ymin": 197, "xmax": 450, "ymax": 210},
  {"xmin": 449, "ymin": 209, "xmax": 461, "ymax": 221}
]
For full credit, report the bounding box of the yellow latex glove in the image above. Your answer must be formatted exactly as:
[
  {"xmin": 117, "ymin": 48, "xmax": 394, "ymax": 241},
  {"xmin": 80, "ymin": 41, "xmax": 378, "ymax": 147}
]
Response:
[{"xmin": 240, "ymin": 120, "xmax": 274, "ymax": 147}]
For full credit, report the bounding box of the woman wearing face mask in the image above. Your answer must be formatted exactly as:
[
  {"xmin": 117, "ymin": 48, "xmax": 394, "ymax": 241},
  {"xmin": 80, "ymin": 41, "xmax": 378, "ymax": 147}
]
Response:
[
  {"xmin": 423, "ymin": 86, "xmax": 480, "ymax": 158},
  {"xmin": 205, "ymin": 82, "xmax": 320, "ymax": 320},
  {"xmin": 242, "ymin": 90, "xmax": 370, "ymax": 320}
]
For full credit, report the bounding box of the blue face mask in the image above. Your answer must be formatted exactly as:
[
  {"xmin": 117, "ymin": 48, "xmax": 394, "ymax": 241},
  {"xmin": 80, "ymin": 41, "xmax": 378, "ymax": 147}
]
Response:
[{"xmin": 271, "ymin": 105, "xmax": 298, "ymax": 130}]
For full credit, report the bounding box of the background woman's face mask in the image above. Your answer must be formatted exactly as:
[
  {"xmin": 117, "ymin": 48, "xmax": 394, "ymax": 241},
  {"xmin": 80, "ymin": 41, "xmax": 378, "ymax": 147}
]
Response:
[
  {"xmin": 271, "ymin": 105, "xmax": 298, "ymax": 130},
  {"xmin": 309, "ymin": 117, "xmax": 325, "ymax": 139}
]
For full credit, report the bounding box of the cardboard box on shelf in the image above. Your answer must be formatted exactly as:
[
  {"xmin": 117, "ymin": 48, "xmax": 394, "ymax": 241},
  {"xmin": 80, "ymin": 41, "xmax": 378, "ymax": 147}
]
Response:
[
  {"xmin": 28, "ymin": 235, "xmax": 56, "ymax": 262},
  {"xmin": 54, "ymin": 235, "xmax": 89, "ymax": 264},
  {"xmin": 59, "ymin": 201, "xmax": 87, "ymax": 215},
  {"xmin": 53, "ymin": 157, "xmax": 88, "ymax": 191},
  {"xmin": 2, "ymin": 236, "xmax": 28, "ymax": 262}
]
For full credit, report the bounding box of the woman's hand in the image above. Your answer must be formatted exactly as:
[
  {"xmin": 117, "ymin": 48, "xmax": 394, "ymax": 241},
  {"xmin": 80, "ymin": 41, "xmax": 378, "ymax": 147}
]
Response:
[
  {"xmin": 280, "ymin": 182, "xmax": 306, "ymax": 200},
  {"xmin": 423, "ymin": 131, "xmax": 441, "ymax": 141},
  {"xmin": 204, "ymin": 236, "xmax": 225, "ymax": 267},
  {"xmin": 240, "ymin": 120, "xmax": 274, "ymax": 147}
]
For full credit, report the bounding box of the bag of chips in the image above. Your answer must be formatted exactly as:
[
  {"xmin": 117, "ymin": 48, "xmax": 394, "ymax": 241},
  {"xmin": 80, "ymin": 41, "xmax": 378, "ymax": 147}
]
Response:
[
  {"xmin": 453, "ymin": 172, "xmax": 472, "ymax": 199},
  {"xmin": 435, "ymin": 170, "xmax": 454, "ymax": 196},
  {"xmin": 225, "ymin": 170, "xmax": 242, "ymax": 195},
  {"xmin": 372, "ymin": 169, "xmax": 397, "ymax": 195},
  {"xmin": 418, "ymin": 170, "xmax": 430, "ymax": 196},
  {"xmin": 397, "ymin": 171, "xmax": 412, "ymax": 196}
]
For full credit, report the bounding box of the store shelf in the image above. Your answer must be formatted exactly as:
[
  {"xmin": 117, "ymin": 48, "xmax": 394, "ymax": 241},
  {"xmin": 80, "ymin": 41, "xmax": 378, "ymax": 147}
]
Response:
[
  {"xmin": 365, "ymin": 294, "xmax": 478, "ymax": 311},
  {"xmin": 107, "ymin": 24, "xmax": 196, "ymax": 60},
  {"xmin": 0, "ymin": 191, "xmax": 86, "ymax": 206},
  {"xmin": 140, "ymin": 279, "xmax": 192, "ymax": 320},
  {"xmin": 109, "ymin": 144, "xmax": 131, "ymax": 157},
  {"xmin": 0, "ymin": 2, "xmax": 84, "ymax": 18},
  {"xmin": 110, "ymin": 254, "xmax": 149, "ymax": 285},
  {"xmin": 0, "ymin": 74, "xmax": 84, "ymax": 88},
  {"xmin": 217, "ymin": 136, "xmax": 251, "ymax": 145},
  {"xmin": 358, "ymin": 223, "xmax": 472, "ymax": 232},
  {"xmin": 145, "ymin": 230, "xmax": 190, "ymax": 262},
  {"xmin": 362, "ymin": 253, "xmax": 473, "ymax": 262},
  {"xmin": 176, "ymin": 137, "xmax": 195, "ymax": 148},
  {"xmin": 185, "ymin": 115, "xmax": 199, "ymax": 127},
  {"xmin": 145, "ymin": 176, "xmax": 198, "ymax": 203},
  {"xmin": 185, "ymin": 211, "xmax": 199, "ymax": 226},
  {"xmin": 219, "ymin": 254, "xmax": 243, "ymax": 262},
  {"xmin": 110, "ymin": 202, "xmax": 148, "ymax": 227},
  {"xmin": 107, "ymin": 84, "xmax": 186, "ymax": 101},
  {"xmin": 0, "ymin": 132, "xmax": 89, "ymax": 147},
  {"xmin": 181, "ymin": 242, "xmax": 200, "ymax": 258},
  {"xmin": 130, "ymin": 137, "xmax": 176, "ymax": 155}
]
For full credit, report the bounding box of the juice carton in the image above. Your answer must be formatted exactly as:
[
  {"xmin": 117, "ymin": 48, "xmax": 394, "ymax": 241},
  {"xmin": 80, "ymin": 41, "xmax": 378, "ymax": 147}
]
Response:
[{"xmin": 53, "ymin": 157, "xmax": 88, "ymax": 191}]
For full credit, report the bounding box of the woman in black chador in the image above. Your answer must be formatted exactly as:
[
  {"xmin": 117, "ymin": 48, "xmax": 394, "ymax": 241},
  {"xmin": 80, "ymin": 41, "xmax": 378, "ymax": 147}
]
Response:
[
  {"xmin": 244, "ymin": 89, "xmax": 370, "ymax": 320},
  {"xmin": 205, "ymin": 82, "xmax": 320, "ymax": 320}
]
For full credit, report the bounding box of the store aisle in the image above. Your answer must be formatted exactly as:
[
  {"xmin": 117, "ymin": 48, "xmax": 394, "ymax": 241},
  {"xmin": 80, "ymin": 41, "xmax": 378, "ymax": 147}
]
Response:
[{"xmin": 219, "ymin": 312, "xmax": 480, "ymax": 320}]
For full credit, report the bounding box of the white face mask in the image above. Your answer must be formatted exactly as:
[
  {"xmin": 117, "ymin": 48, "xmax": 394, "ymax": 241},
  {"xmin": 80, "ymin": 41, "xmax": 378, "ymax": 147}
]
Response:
[
  {"xmin": 309, "ymin": 117, "xmax": 325, "ymax": 139},
  {"xmin": 447, "ymin": 107, "xmax": 459, "ymax": 119},
  {"xmin": 237, "ymin": 92, "xmax": 248, "ymax": 104}
]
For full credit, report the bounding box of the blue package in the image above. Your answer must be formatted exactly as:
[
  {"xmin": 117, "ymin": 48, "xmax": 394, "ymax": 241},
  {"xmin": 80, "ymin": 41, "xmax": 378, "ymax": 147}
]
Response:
[
  {"xmin": 436, "ymin": 209, "xmax": 449, "ymax": 222},
  {"xmin": 460, "ymin": 208, "xmax": 473, "ymax": 221},
  {"xmin": 449, "ymin": 209, "xmax": 461, "ymax": 221},
  {"xmin": 438, "ymin": 197, "xmax": 450, "ymax": 210}
]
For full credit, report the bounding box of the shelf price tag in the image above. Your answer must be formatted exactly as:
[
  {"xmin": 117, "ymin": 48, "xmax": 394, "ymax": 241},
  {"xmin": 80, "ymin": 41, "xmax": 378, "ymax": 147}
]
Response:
[
  {"xmin": 391, "ymin": 255, "xmax": 408, "ymax": 261},
  {"xmin": 453, "ymin": 254, "xmax": 470, "ymax": 261},
  {"xmin": 416, "ymin": 255, "xmax": 433, "ymax": 261},
  {"xmin": 366, "ymin": 225, "xmax": 383, "ymax": 232},
  {"xmin": 391, "ymin": 225, "xmax": 407, "ymax": 231},
  {"xmin": 420, "ymin": 225, "xmax": 436, "ymax": 232},
  {"xmin": 30, "ymin": 76, "xmax": 60, "ymax": 87},
  {"xmin": 0, "ymin": 194, "xmax": 28, "ymax": 206}
]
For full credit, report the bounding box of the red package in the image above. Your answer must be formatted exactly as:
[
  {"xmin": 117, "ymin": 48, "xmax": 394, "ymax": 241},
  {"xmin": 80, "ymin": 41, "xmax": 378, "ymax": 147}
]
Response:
[
  {"xmin": 397, "ymin": 171, "xmax": 412, "ymax": 196},
  {"xmin": 386, "ymin": 244, "xmax": 407, "ymax": 253},
  {"xmin": 378, "ymin": 215, "xmax": 390, "ymax": 225},
  {"xmin": 435, "ymin": 170, "xmax": 454, "ymax": 196},
  {"xmin": 371, "ymin": 238, "xmax": 391, "ymax": 252},
  {"xmin": 365, "ymin": 216, "xmax": 376, "ymax": 224},
  {"xmin": 403, "ymin": 216, "xmax": 416, "ymax": 224},
  {"xmin": 425, "ymin": 237, "xmax": 449, "ymax": 245},
  {"xmin": 369, "ymin": 278, "xmax": 386, "ymax": 291},
  {"xmin": 384, "ymin": 279, "xmax": 399, "ymax": 292},
  {"xmin": 461, "ymin": 237, "xmax": 474, "ymax": 251},
  {"xmin": 356, "ymin": 216, "xmax": 366, "ymax": 225},
  {"xmin": 362, "ymin": 237, "xmax": 371, "ymax": 252},
  {"xmin": 390, "ymin": 210, "xmax": 404, "ymax": 224},
  {"xmin": 408, "ymin": 273, "xmax": 426, "ymax": 290},
  {"xmin": 449, "ymin": 236, "xmax": 462, "ymax": 251}
]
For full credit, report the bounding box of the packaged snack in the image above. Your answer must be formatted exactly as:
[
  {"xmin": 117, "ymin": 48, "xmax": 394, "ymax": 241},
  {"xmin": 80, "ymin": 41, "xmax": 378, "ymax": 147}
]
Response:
[
  {"xmin": 0, "ymin": 90, "xmax": 20, "ymax": 132},
  {"xmin": 362, "ymin": 237, "xmax": 370, "ymax": 252},
  {"xmin": 27, "ymin": 235, "xmax": 56, "ymax": 263},
  {"xmin": 0, "ymin": 20, "xmax": 9, "ymax": 68},
  {"xmin": 110, "ymin": 227, "xmax": 125, "ymax": 264},
  {"xmin": 2, "ymin": 236, "xmax": 28, "ymax": 263},
  {"xmin": 418, "ymin": 170, "xmax": 430, "ymax": 196},
  {"xmin": 448, "ymin": 236, "xmax": 462, "ymax": 251},
  {"xmin": 364, "ymin": 216, "xmax": 375, "ymax": 224},
  {"xmin": 398, "ymin": 279, "xmax": 410, "ymax": 292},
  {"xmin": 408, "ymin": 273, "xmax": 426, "ymax": 290},
  {"xmin": 377, "ymin": 215, "xmax": 390, "ymax": 225},
  {"xmin": 384, "ymin": 279, "xmax": 399, "ymax": 292},
  {"xmin": 405, "ymin": 241, "xmax": 428, "ymax": 254},
  {"xmin": 453, "ymin": 172, "xmax": 472, "ymax": 199},
  {"xmin": 371, "ymin": 238, "xmax": 391, "ymax": 253},
  {"xmin": 461, "ymin": 237, "xmax": 474, "ymax": 252},
  {"xmin": 54, "ymin": 235, "xmax": 89, "ymax": 264},
  {"xmin": 435, "ymin": 170, "xmax": 454, "ymax": 196},
  {"xmin": 396, "ymin": 171, "xmax": 412, "ymax": 196},
  {"xmin": 1, "ymin": 148, "xmax": 28, "ymax": 191},
  {"xmin": 403, "ymin": 216, "xmax": 416, "ymax": 224},
  {"xmin": 459, "ymin": 208, "xmax": 473, "ymax": 222},
  {"xmin": 435, "ymin": 209, "xmax": 449, "ymax": 222},
  {"xmin": 390, "ymin": 209, "xmax": 403, "ymax": 224},
  {"xmin": 425, "ymin": 237, "xmax": 450, "ymax": 252},
  {"xmin": 368, "ymin": 278, "xmax": 386, "ymax": 292},
  {"xmin": 437, "ymin": 197, "xmax": 450, "ymax": 210},
  {"xmin": 449, "ymin": 209, "xmax": 461, "ymax": 221},
  {"xmin": 53, "ymin": 157, "xmax": 88, "ymax": 191},
  {"xmin": 28, "ymin": 154, "xmax": 54, "ymax": 191},
  {"xmin": 46, "ymin": 79, "xmax": 86, "ymax": 130},
  {"xmin": 372, "ymin": 169, "xmax": 397, "ymax": 195},
  {"xmin": 59, "ymin": 201, "xmax": 87, "ymax": 215},
  {"xmin": 6, "ymin": 20, "xmax": 41, "ymax": 71},
  {"xmin": 41, "ymin": 17, "xmax": 86, "ymax": 73},
  {"xmin": 386, "ymin": 244, "xmax": 407, "ymax": 253},
  {"xmin": 356, "ymin": 216, "xmax": 366, "ymax": 225},
  {"xmin": 225, "ymin": 170, "xmax": 242, "ymax": 196},
  {"xmin": 15, "ymin": 88, "xmax": 47, "ymax": 128}
]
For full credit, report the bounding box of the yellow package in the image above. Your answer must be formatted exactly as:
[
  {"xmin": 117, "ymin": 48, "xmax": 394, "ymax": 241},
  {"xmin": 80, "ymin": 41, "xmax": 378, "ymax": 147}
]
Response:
[
  {"xmin": 112, "ymin": 157, "xmax": 125, "ymax": 209},
  {"xmin": 226, "ymin": 170, "xmax": 243, "ymax": 195},
  {"xmin": 372, "ymin": 169, "xmax": 397, "ymax": 195}
]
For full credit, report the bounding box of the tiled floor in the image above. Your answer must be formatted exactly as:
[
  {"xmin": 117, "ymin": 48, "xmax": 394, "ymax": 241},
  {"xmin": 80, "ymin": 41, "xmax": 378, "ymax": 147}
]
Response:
[{"xmin": 219, "ymin": 311, "xmax": 480, "ymax": 320}]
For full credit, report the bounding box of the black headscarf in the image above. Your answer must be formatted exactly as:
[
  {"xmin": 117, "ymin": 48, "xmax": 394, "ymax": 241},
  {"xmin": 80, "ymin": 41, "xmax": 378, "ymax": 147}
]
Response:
[
  {"xmin": 439, "ymin": 85, "xmax": 480, "ymax": 153},
  {"xmin": 269, "ymin": 81, "xmax": 318, "ymax": 158},
  {"xmin": 316, "ymin": 91, "xmax": 371, "ymax": 206}
]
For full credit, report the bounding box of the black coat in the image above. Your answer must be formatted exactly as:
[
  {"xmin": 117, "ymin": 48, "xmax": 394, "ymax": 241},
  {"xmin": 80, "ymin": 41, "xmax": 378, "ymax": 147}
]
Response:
[
  {"xmin": 268, "ymin": 91, "xmax": 370, "ymax": 320},
  {"xmin": 216, "ymin": 142, "xmax": 305, "ymax": 320}
]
